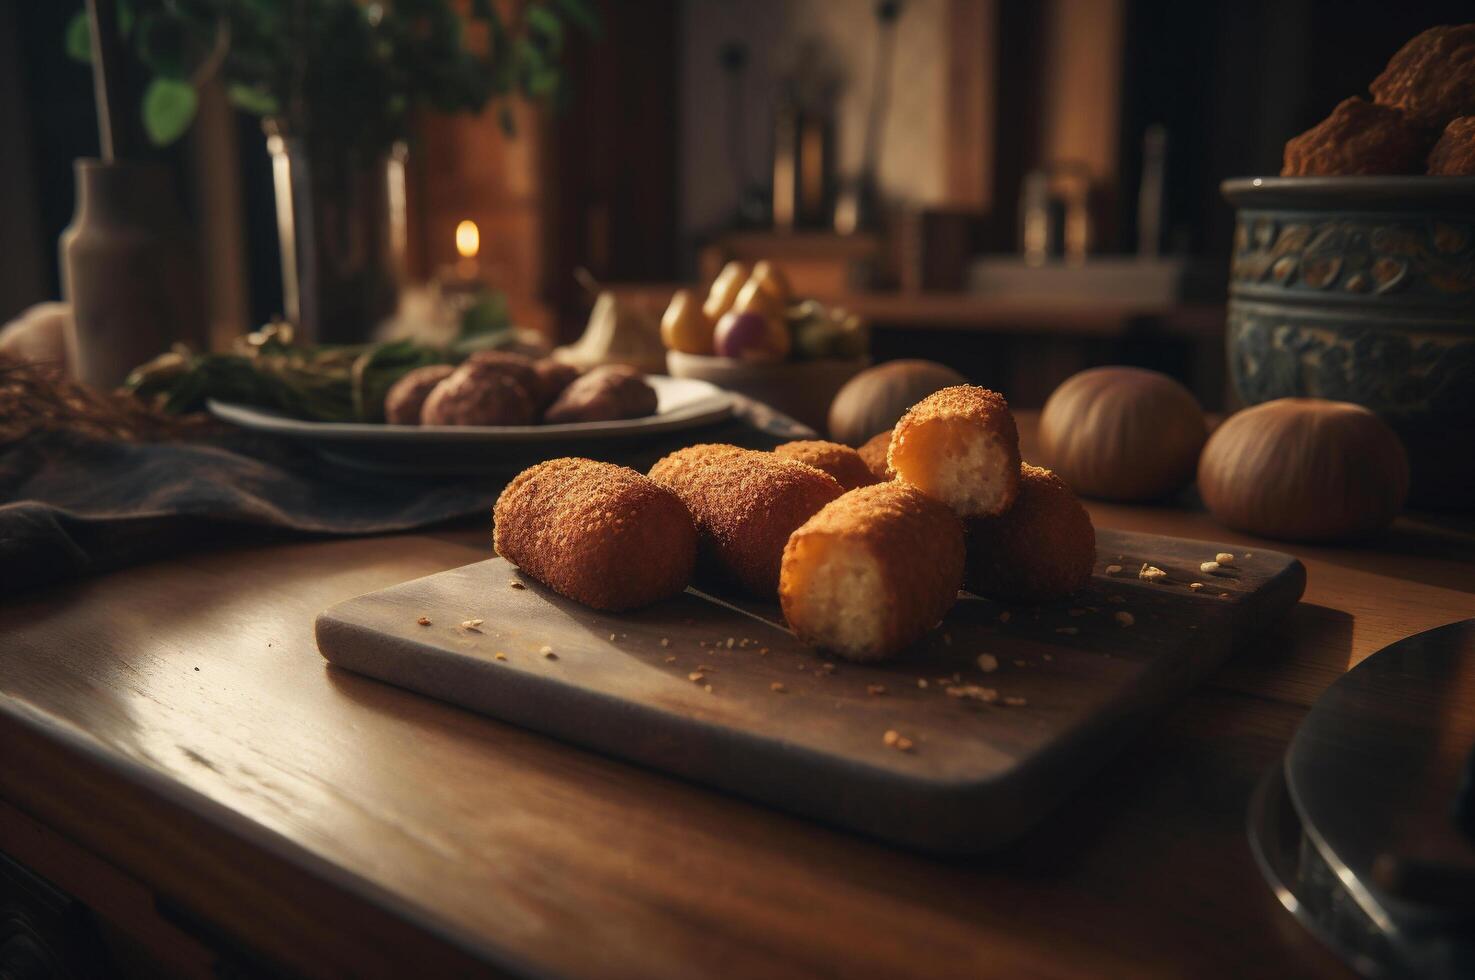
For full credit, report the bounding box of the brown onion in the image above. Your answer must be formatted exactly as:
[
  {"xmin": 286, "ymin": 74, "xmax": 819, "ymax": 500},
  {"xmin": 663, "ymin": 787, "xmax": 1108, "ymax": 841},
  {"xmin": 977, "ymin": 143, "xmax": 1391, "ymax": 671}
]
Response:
[
  {"xmin": 1197, "ymin": 398, "xmax": 1409, "ymax": 542},
  {"xmin": 1038, "ymin": 366, "xmax": 1206, "ymax": 501},
  {"xmin": 827, "ymin": 359, "xmax": 967, "ymax": 446}
]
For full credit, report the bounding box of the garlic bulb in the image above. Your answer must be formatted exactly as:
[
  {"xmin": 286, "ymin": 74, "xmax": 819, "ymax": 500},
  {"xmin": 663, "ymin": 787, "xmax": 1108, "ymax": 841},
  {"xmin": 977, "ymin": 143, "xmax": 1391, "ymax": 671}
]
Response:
[
  {"xmin": 1037, "ymin": 366, "xmax": 1206, "ymax": 501},
  {"xmin": 1197, "ymin": 398, "xmax": 1409, "ymax": 541}
]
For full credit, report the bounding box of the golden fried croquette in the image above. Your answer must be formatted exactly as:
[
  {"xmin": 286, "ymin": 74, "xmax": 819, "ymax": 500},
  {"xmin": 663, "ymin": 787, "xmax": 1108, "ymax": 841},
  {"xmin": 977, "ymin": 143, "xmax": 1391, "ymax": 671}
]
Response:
[
  {"xmin": 493, "ymin": 458, "xmax": 697, "ymax": 611},
  {"xmin": 1370, "ymin": 24, "xmax": 1475, "ymax": 130},
  {"xmin": 1428, "ymin": 116, "xmax": 1475, "ymax": 174},
  {"xmin": 780, "ymin": 482, "xmax": 964, "ymax": 661},
  {"xmin": 964, "ymin": 463, "xmax": 1095, "ymax": 602},
  {"xmin": 544, "ymin": 364, "xmax": 658, "ymax": 424},
  {"xmin": 1281, "ymin": 97, "xmax": 1428, "ymax": 176},
  {"xmin": 856, "ymin": 430, "xmax": 894, "ymax": 481},
  {"xmin": 530, "ymin": 358, "xmax": 581, "ymax": 410},
  {"xmin": 384, "ymin": 364, "xmax": 454, "ymax": 425},
  {"xmin": 421, "ymin": 360, "xmax": 536, "ymax": 426},
  {"xmin": 888, "ymin": 385, "xmax": 1021, "ymax": 518},
  {"xmin": 774, "ymin": 440, "xmax": 879, "ymax": 491},
  {"xmin": 648, "ymin": 444, "xmax": 843, "ymax": 597}
]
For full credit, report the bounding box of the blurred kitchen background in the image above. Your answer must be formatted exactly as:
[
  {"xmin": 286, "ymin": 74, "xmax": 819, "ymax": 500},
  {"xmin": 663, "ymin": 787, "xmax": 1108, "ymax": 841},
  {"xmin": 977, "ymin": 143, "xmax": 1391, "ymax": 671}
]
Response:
[{"xmin": 3, "ymin": 0, "xmax": 1470, "ymax": 410}]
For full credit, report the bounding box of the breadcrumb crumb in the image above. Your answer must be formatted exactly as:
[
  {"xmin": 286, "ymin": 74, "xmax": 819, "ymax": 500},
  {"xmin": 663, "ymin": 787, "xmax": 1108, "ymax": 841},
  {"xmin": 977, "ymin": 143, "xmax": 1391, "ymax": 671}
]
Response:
[
  {"xmin": 494, "ymin": 652, "xmax": 507, "ymax": 661},
  {"xmin": 1200, "ymin": 561, "xmax": 1221, "ymax": 574},
  {"xmin": 770, "ymin": 682, "xmax": 787, "ymax": 693},
  {"xmin": 1215, "ymin": 552, "xmax": 1235, "ymax": 566},
  {"xmin": 509, "ymin": 581, "xmax": 526, "ymax": 590},
  {"xmin": 417, "ymin": 616, "xmax": 431, "ymax": 626},
  {"xmin": 947, "ymin": 684, "xmax": 999, "ymax": 703},
  {"xmin": 539, "ymin": 645, "xmax": 556, "ymax": 659},
  {"xmin": 1138, "ymin": 564, "xmax": 1167, "ymax": 582},
  {"xmin": 866, "ymin": 684, "xmax": 887, "ymax": 696},
  {"xmin": 1114, "ymin": 611, "xmax": 1135, "ymax": 627},
  {"xmin": 461, "ymin": 619, "xmax": 484, "ymax": 631},
  {"xmin": 1104, "ymin": 564, "xmax": 1123, "ymax": 575},
  {"xmin": 977, "ymin": 653, "xmax": 999, "ymax": 672}
]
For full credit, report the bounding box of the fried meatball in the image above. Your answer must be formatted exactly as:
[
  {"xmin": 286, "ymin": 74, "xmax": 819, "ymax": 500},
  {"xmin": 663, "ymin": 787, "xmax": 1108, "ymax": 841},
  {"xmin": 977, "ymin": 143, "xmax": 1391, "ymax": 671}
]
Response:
[
  {"xmin": 530, "ymin": 359, "xmax": 581, "ymax": 411},
  {"xmin": 1370, "ymin": 24, "xmax": 1475, "ymax": 130},
  {"xmin": 856, "ymin": 430, "xmax": 894, "ymax": 481},
  {"xmin": 1428, "ymin": 116, "xmax": 1475, "ymax": 174},
  {"xmin": 383, "ymin": 364, "xmax": 454, "ymax": 425},
  {"xmin": 964, "ymin": 463, "xmax": 1095, "ymax": 602},
  {"xmin": 648, "ymin": 444, "xmax": 843, "ymax": 598},
  {"xmin": 888, "ymin": 385, "xmax": 1021, "ymax": 518},
  {"xmin": 544, "ymin": 365, "xmax": 658, "ymax": 424},
  {"xmin": 1281, "ymin": 97, "xmax": 1428, "ymax": 176},
  {"xmin": 774, "ymin": 440, "xmax": 879, "ymax": 491},
  {"xmin": 493, "ymin": 458, "xmax": 697, "ymax": 611},
  {"xmin": 780, "ymin": 482, "xmax": 964, "ymax": 661},
  {"xmin": 465, "ymin": 350, "xmax": 541, "ymax": 399},
  {"xmin": 420, "ymin": 361, "xmax": 536, "ymax": 426}
]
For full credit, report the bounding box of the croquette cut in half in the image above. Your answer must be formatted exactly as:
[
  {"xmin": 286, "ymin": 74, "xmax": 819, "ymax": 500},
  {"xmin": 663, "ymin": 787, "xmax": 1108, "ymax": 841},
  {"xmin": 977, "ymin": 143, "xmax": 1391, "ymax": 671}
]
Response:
[
  {"xmin": 856, "ymin": 430, "xmax": 894, "ymax": 481},
  {"xmin": 780, "ymin": 482, "xmax": 965, "ymax": 662},
  {"xmin": 888, "ymin": 385, "xmax": 1021, "ymax": 518},
  {"xmin": 648, "ymin": 444, "xmax": 843, "ymax": 597},
  {"xmin": 774, "ymin": 440, "xmax": 879, "ymax": 491},
  {"xmin": 493, "ymin": 458, "xmax": 697, "ymax": 611},
  {"xmin": 965, "ymin": 462, "xmax": 1095, "ymax": 602}
]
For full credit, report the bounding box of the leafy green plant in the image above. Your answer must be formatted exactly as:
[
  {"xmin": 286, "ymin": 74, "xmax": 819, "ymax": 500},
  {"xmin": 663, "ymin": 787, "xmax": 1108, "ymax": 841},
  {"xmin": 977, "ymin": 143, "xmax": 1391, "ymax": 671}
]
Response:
[{"xmin": 68, "ymin": 0, "xmax": 598, "ymax": 148}]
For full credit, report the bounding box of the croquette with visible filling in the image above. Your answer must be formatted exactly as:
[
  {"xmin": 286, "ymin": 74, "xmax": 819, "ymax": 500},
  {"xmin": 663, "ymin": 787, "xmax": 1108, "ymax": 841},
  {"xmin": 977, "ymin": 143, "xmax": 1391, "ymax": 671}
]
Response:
[
  {"xmin": 888, "ymin": 385, "xmax": 1020, "ymax": 518},
  {"xmin": 493, "ymin": 458, "xmax": 697, "ymax": 611},
  {"xmin": 780, "ymin": 482, "xmax": 964, "ymax": 661},
  {"xmin": 774, "ymin": 440, "xmax": 879, "ymax": 491},
  {"xmin": 964, "ymin": 462, "xmax": 1096, "ymax": 601},
  {"xmin": 648, "ymin": 444, "xmax": 843, "ymax": 597}
]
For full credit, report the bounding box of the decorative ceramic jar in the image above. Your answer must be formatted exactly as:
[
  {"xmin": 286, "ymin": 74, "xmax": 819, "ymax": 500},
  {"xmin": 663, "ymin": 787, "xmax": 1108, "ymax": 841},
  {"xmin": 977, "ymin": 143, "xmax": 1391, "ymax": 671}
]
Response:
[{"xmin": 1221, "ymin": 177, "xmax": 1475, "ymax": 509}]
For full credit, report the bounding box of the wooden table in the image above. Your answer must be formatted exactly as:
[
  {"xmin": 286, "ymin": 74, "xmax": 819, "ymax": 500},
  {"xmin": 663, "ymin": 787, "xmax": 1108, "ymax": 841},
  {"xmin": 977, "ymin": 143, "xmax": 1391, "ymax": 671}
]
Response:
[{"xmin": 2, "ymin": 415, "xmax": 1473, "ymax": 978}]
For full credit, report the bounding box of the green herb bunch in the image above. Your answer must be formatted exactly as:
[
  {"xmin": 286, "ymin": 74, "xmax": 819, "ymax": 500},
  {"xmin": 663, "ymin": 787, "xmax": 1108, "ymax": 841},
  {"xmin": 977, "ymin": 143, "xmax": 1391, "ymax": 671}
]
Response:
[{"xmin": 67, "ymin": 0, "xmax": 598, "ymax": 149}]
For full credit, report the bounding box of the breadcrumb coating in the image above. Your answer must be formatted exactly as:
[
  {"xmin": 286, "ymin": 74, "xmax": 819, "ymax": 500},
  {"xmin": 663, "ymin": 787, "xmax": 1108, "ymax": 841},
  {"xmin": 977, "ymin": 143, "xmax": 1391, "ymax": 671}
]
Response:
[
  {"xmin": 780, "ymin": 482, "xmax": 964, "ymax": 661},
  {"xmin": 856, "ymin": 430, "xmax": 894, "ymax": 481},
  {"xmin": 384, "ymin": 364, "xmax": 454, "ymax": 424},
  {"xmin": 1281, "ymin": 97, "xmax": 1428, "ymax": 176},
  {"xmin": 888, "ymin": 385, "xmax": 1021, "ymax": 518},
  {"xmin": 1428, "ymin": 116, "xmax": 1475, "ymax": 175},
  {"xmin": 649, "ymin": 444, "xmax": 843, "ymax": 597},
  {"xmin": 774, "ymin": 440, "xmax": 879, "ymax": 491},
  {"xmin": 493, "ymin": 458, "xmax": 697, "ymax": 610},
  {"xmin": 1370, "ymin": 24, "xmax": 1475, "ymax": 130},
  {"xmin": 964, "ymin": 462, "xmax": 1095, "ymax": 602}
]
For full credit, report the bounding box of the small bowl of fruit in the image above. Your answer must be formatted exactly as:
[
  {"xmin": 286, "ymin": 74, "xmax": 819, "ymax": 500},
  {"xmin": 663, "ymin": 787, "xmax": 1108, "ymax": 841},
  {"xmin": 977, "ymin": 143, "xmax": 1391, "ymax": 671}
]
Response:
[{"xmin": 663, "ymin": 260, "xmax": 869, "ymax": 431}]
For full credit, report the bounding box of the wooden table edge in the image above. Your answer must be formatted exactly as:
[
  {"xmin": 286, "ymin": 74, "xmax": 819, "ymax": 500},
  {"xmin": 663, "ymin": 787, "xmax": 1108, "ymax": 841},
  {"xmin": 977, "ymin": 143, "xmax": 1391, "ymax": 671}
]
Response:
[{"xmin": 0, "ymin": 695, "xmax": 531, "ymax": 979}]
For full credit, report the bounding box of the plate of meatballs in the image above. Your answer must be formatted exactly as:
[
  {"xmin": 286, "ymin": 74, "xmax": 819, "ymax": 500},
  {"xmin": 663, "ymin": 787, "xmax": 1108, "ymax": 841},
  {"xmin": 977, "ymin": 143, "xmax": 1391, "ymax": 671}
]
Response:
[{"xmin": 208, "ymin": 350, "xmax": 734, "ymax": 473}]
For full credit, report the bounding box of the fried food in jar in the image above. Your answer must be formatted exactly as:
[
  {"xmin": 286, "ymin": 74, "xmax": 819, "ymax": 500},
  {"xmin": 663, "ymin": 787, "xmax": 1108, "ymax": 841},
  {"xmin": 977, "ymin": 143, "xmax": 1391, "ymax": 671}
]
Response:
[
  {"xmin": 648, "ymin": 444, "xmax": 843, "ymax": 597},
  {"xmin": 888, "ymin": 386, "xmax": 1021, "ymax": 518},
  {"xmin": 780, "ymin": 482, "xmax": 964, "ymax": 661},
  {"xmin": 1428, "ymin": 116, "xmax": 1475, "ymax": 174},
  {"xmin": 493, "ymin": 458, "xmax": 697, "ymax": 611},
  {"xmin": 1281, "ymin": 97, "xmax": 1428, "ymax": 176},
  {"xmin": 1370, "ymin": 24, "xmax": 1475, "ymax": 130}
]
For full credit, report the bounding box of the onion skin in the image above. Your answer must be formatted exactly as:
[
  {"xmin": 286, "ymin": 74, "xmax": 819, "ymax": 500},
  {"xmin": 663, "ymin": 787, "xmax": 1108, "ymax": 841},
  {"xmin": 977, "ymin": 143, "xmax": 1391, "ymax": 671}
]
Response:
[
  {"xmin": 1038, "ymin": 366, "xmax": 1206, "ymax": 501},
  {"xmin": 827, "ymin": 359, "xmax": 968, "ymax": 446},
  {"xmin": 1198, "ymin": 398, "xmax": 1409, "ymax": 542}
]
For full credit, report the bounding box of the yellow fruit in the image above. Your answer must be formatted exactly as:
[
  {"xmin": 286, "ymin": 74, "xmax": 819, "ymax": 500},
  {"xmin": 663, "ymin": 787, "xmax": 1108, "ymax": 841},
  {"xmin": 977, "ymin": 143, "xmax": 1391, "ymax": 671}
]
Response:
[
  {"xmin": 660, "ymin": 288, "xmax": 714, "ymax": 354},
  {"xmin": 748, "ymin": 260, "xmax": 792, "ymax": 307},
  {"xmin": 732, "ymin": 276, "xmax": 785, "ymax": 320},
  {"xmin": 702, "ymin": 261, "xmax": 749, "ymax": 323}
]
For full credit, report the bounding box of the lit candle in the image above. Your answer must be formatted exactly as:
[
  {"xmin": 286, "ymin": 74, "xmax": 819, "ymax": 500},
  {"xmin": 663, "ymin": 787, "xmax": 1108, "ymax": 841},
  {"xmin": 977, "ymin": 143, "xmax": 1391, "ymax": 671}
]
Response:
[{"xmin": 455, "ymin": 219, "xmax": 480, "ymax": 280}]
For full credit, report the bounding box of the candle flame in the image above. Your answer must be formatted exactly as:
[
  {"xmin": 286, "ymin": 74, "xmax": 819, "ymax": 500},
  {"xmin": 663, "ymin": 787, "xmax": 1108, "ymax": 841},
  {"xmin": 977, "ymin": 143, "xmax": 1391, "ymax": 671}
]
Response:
[{"xmin": 455, "ymin": 220, "xmax": 480, "ymax": 260}]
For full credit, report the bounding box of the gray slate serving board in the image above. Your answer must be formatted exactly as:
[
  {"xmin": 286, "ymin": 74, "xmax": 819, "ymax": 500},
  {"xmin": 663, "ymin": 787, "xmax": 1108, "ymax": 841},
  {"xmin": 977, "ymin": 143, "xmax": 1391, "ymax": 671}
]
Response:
[{"xmin": 316, "ymin": 529, "xmax": 1305, "ymax": 852}]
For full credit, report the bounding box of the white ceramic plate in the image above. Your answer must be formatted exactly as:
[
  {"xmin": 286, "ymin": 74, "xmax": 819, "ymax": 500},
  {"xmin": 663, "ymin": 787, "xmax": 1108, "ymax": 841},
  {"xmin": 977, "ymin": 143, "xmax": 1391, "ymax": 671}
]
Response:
[{"xmin": 207, "ymin": 375, "xmax": 734, "ymax": 473}]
